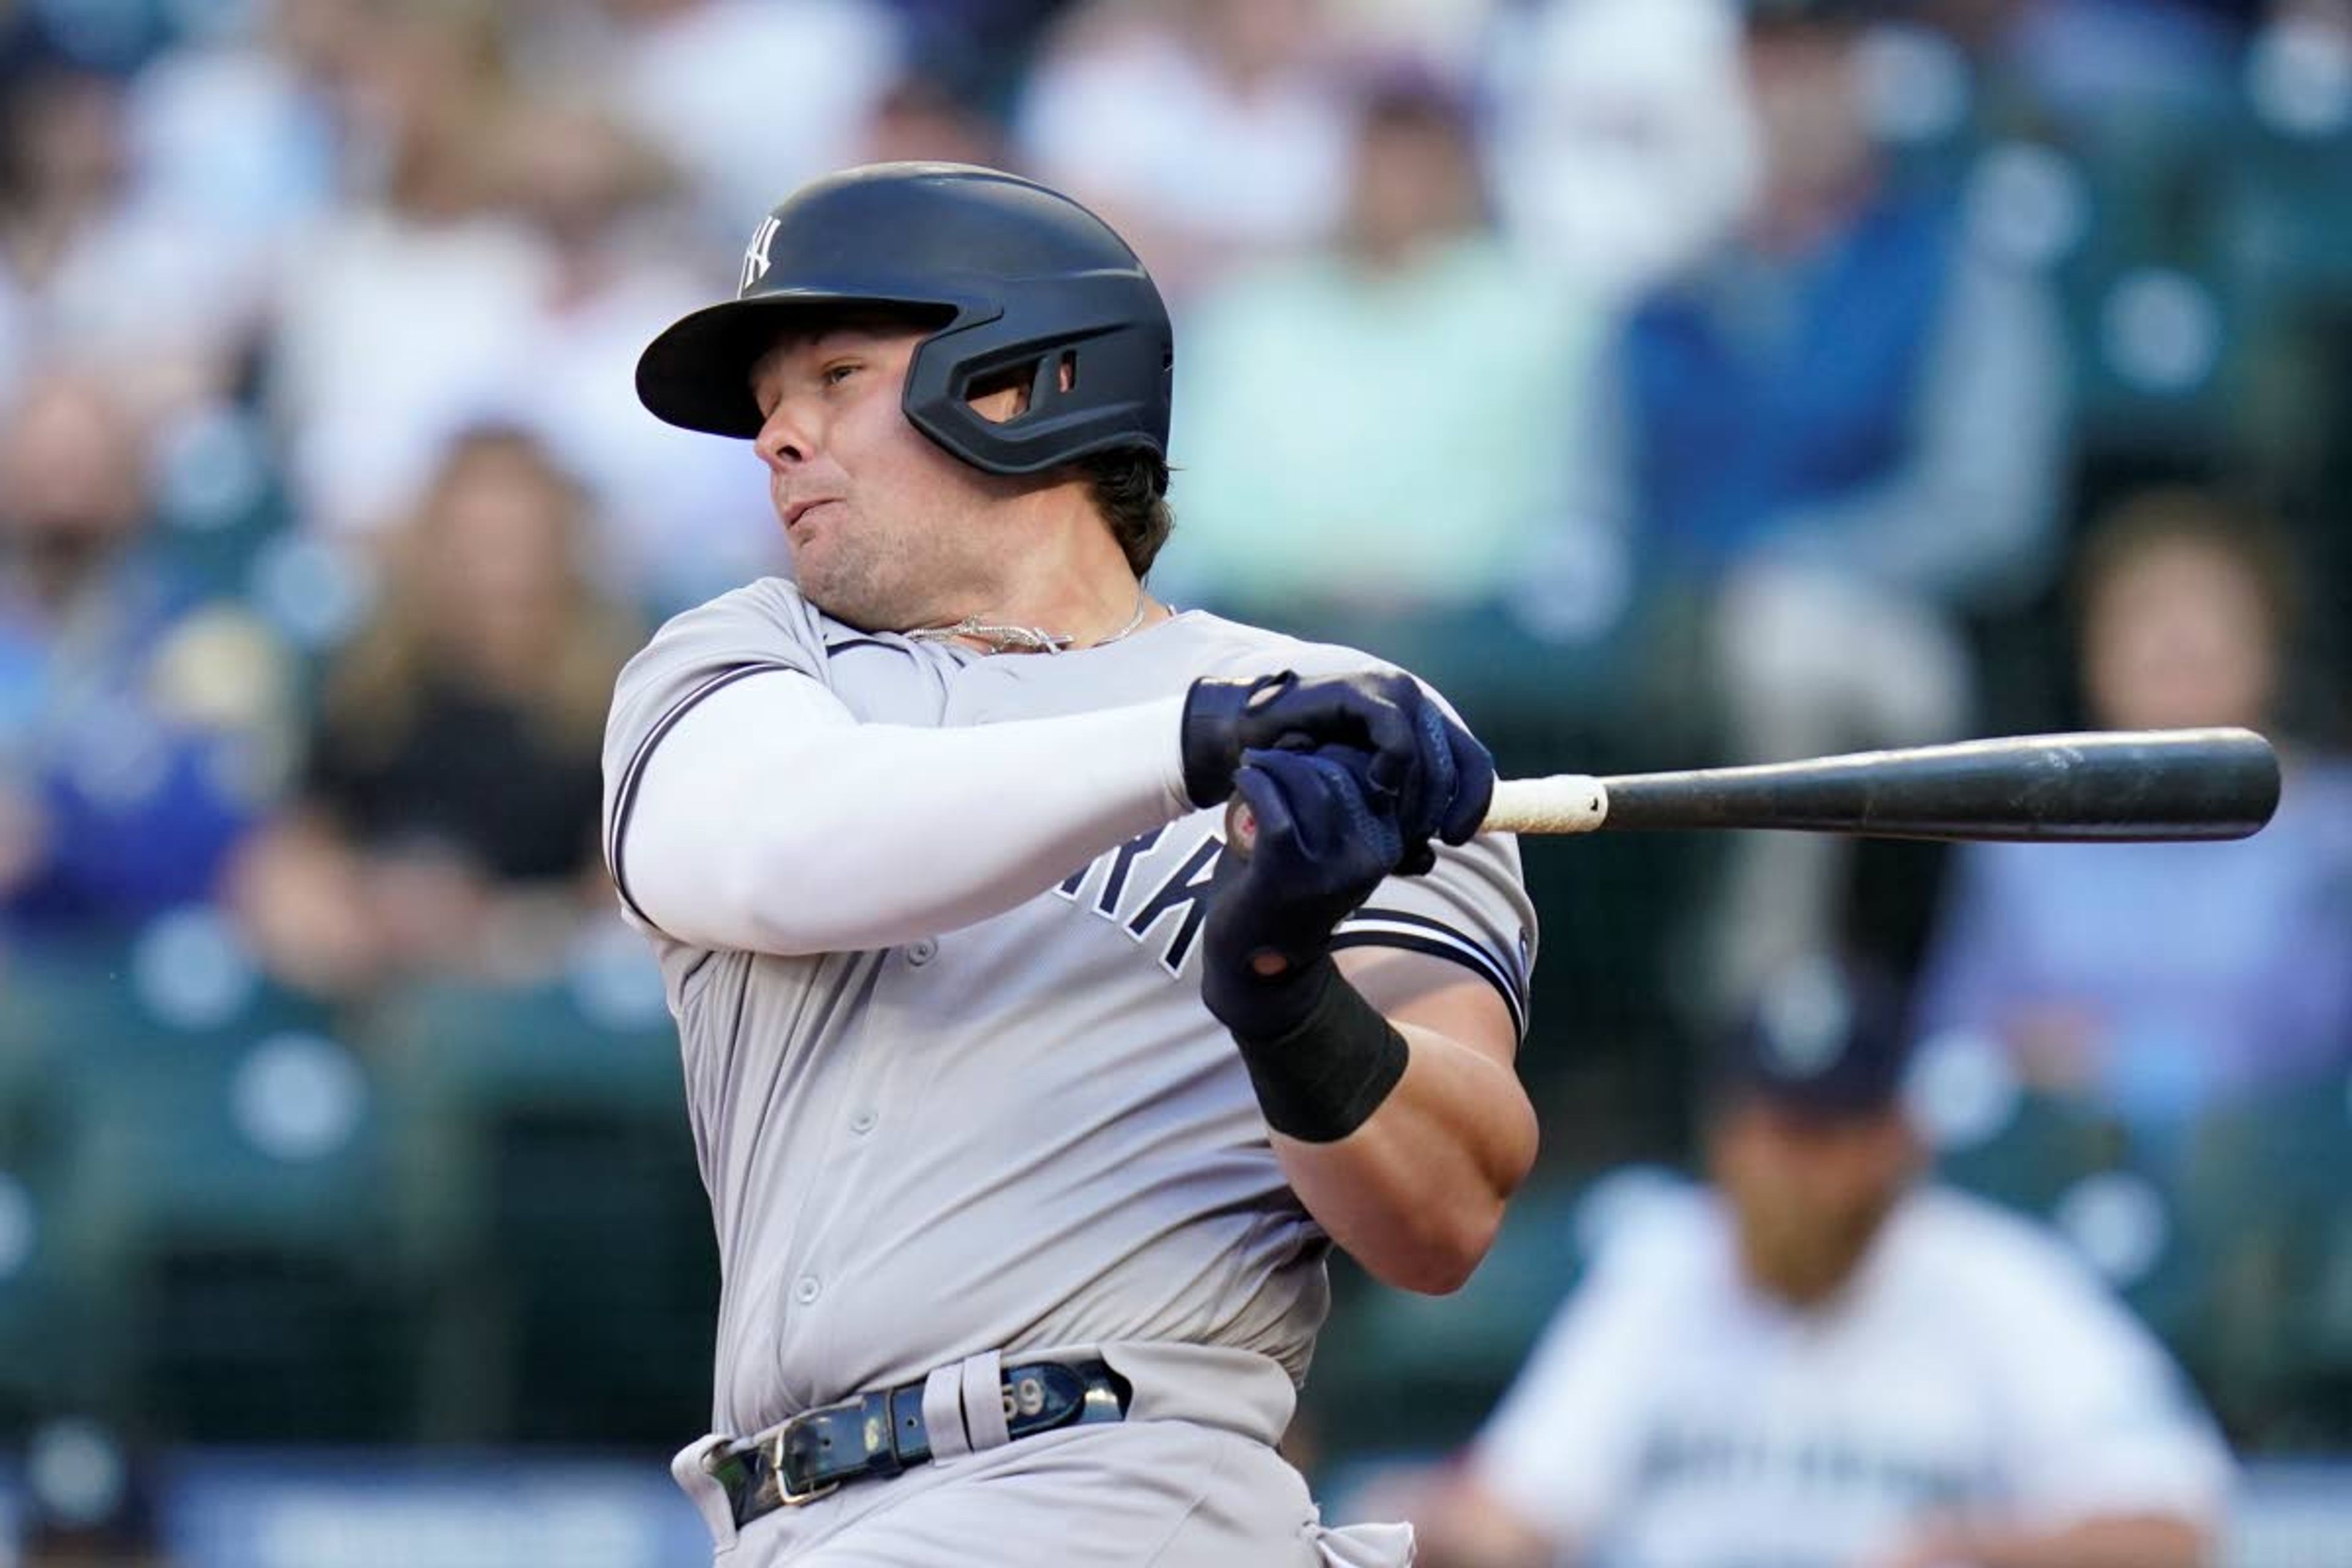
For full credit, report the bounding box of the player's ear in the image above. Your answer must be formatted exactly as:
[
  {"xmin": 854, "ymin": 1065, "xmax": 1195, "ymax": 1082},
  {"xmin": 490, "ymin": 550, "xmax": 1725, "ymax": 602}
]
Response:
[
  {"xmin": 965, "ymin": 363, "xmax": 1035, "ymax": 424},
  {"xmin": 963, "ymin": 355, "xmax": 1077, "ymax": 424}
]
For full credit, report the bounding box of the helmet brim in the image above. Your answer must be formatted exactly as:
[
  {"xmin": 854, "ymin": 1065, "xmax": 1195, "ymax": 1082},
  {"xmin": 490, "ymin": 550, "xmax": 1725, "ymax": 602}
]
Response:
[{"xmin": 635, "ymin": 292, "xmax": 958, "ymax": 439}]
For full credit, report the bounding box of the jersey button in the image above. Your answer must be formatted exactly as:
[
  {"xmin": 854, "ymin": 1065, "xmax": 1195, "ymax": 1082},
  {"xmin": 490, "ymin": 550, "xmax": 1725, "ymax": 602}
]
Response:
[
  {"xmin": 906, "ymin": 938, "xmax": 938, "ymax": 966},
  {"xmin": 794, "ymin": 1275, "xmax": 821, "ymax": 1305},
  {"xmin": 849, "ymin": 1110, "xmax": 877, "ymax": 1134}
]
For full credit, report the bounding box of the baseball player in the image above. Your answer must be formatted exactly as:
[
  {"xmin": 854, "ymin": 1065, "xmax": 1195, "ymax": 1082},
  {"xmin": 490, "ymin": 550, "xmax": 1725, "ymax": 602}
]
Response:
[
  {"xmin": 603, "ymin": 163, "xmax": 1540, "ymax": 1565},
  {"xmin": 1399, "ymin": 957, "xmax": 2232, "ymax": 1568}
]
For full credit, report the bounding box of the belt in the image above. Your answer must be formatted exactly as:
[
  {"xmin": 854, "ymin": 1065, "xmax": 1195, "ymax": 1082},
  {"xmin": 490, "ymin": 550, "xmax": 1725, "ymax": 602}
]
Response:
[{"xmin": 705, "ymin": 1358, "xmax": 1129, "ymax": 1528}]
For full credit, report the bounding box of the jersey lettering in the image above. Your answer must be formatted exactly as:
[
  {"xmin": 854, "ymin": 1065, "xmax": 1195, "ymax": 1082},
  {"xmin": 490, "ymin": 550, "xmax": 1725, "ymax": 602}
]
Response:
[
  {"xmin": 1635, "ymin": 1422, "xmax": 1975, "ymax": 1511},
  {"xmin": 1052, "ymin": 827, "xmax": 1226, "ymax": 974},
  {"xmin": 1126, "ymin": 837, "xmax": 1223, "ymax": 975},
  {"xmin": 1093, "ymin": 826, "xmax": 1166, "ymax": 917}
]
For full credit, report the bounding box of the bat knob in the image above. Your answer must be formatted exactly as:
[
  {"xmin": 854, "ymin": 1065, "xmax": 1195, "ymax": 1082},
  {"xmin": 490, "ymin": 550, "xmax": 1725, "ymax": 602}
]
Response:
[{"xmin": 1223, "ymin": 795, "xmax": 1257, "ymax": 859}]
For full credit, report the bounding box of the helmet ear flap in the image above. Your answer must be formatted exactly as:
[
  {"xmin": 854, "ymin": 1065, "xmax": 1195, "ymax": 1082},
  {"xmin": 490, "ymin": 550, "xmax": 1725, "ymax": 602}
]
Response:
[{"xmin": 902, "ymin": 283, "xmax": 1172, "ymax": 477}]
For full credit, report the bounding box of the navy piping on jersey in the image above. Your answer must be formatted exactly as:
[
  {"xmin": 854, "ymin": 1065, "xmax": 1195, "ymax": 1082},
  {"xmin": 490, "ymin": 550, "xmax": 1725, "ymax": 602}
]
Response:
[
  {"xmin": 606, "ymin": 660, "xmax": 802, "ymax": 927},
  {"xmin": 822, "ymin": 636, "xmax": 916, "ymax": 655},
  {"xmin": 1330, "ymin": 907, "xmax": 1529, "ymax": 1039}
]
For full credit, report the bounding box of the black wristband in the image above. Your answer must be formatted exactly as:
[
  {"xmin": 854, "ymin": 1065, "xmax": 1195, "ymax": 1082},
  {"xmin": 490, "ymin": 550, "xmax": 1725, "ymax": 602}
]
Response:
[{"xmin": 1226, "ymin": 959, "xmax": 1409, "ymax": 1144}]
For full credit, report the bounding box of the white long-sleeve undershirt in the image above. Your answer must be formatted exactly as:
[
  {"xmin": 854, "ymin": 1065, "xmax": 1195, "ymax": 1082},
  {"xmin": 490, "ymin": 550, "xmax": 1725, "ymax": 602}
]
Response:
[{"xmin": 616, "ymin": 668, "xmax": 1196, "ymax": 954}]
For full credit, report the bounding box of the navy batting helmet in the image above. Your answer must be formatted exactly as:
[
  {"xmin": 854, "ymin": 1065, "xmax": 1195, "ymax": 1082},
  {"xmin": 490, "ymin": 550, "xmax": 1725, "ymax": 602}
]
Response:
[{"xmin": 635, "ymin": 162, "xmax": 1173, "ymax": 483}]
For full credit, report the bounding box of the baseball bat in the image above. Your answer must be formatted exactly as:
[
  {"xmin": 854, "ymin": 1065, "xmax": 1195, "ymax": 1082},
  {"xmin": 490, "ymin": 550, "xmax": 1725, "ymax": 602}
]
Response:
[
  {"xmin": 1223, "ymin": 728, "xmax": 2280, "ymax": 851},
  {"xmin": 1478, "ymin": 727, "xmax": 2279, "ymax": 842}
]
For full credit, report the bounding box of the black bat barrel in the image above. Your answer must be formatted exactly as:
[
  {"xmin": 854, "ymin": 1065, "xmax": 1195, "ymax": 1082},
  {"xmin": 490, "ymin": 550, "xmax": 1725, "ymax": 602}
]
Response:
[{"xmin": 1597, "ymin": 728, "xmax": 2281, "ymax": 843}]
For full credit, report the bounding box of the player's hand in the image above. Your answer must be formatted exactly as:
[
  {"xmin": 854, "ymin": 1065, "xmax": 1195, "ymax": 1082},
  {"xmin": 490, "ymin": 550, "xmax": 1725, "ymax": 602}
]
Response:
[
  {"xmin": 1199, "ymin": 745, "xmax": 1404, "ymax": 1039},
  {"xmin": 1180, "ymin": 671, "xmax": 1494, "ymax": 871}
]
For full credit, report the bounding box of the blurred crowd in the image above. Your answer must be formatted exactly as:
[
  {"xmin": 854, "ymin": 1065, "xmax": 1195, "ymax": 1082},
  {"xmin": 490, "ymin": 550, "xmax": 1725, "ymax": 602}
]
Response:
[{"xmin": 1, "ymin": 0, "xmax": 2350, "ymax": 1542}]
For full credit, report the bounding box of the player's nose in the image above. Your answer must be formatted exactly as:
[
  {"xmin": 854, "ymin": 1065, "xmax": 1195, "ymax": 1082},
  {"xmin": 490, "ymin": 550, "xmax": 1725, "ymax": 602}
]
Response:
[{"xmin": 755, "ymin": 401, "xmax": 818, "ymax": 473}]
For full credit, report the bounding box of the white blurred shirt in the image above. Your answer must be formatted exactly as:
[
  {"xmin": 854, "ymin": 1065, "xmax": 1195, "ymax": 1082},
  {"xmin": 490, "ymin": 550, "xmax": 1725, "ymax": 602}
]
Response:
[
  {"xmin": 268, "ymin": 209, "xmax": 551, "ymax": 537},
  {"xmin": 492, "ymin": 254, "xmax": 786, "ymax": 615},
  {"xmin": 1472, "ymin": 1182, "xmax": 2231, "ymax": 1568},
  {"xmin": 603, "ymin": 0, "xmax": 905, "ymax": 240},
  {"xmin": 1483, "ymin": 0, "xmax": 1757, "ymax": 303},
  {"xmin": 1014, "ymin": 24, "xmax": 1352, "ymax": 297}
]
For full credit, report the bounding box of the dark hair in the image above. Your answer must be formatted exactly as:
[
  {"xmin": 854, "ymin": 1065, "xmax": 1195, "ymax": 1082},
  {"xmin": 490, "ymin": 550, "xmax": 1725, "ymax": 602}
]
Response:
[
  {"xmin": 1080, "ymin": 448, "xmax": 1174, "ymax": 578},
  {"xmin": 961, "ymin": 356, "xmax": 1175, "ymax": 576}
]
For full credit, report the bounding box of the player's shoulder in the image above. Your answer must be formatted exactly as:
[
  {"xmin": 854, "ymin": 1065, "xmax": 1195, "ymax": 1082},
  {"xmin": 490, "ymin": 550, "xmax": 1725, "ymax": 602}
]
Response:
[
  {"xmin": 1171, "ymin": 609, "xmax": 1463, "ymax": 703},
  {"xmin": 1169, "ymin": 609, "xmax": 1382, "ymax": 669},
  {"xmin": 647, "ymin": 575, "xmax": 820, "ymax": 644},
  {"xmin": 621, "ymin": 577, "xmax": 830, "ymax": 678},
  {"xmin": 1884, "ymin": 1185, "xmax": 2120, "ymax": 1318},
  {"xmin": 1575, "ymin": 1172, "xmax": 1732, "ymax": 1300}
]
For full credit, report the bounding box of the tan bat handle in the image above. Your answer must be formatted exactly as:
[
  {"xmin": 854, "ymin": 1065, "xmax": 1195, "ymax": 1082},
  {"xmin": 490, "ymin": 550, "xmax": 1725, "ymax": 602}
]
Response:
[{"xmin": 1485, "ymin": 775, "xmax": 1611, "ymax": 835}]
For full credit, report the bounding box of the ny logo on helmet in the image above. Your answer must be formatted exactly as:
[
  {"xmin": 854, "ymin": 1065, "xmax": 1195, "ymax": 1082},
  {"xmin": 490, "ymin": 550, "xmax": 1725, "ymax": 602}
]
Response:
[{"xmin": 741, "ymin": 216, "xmax": 781, "ymax": 296}]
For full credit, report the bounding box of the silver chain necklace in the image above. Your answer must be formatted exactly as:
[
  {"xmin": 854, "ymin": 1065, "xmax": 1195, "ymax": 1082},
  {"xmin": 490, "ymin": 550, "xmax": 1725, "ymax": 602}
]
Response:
[{"xmin": 907, "ymin": 582, "xmax": 1148, "ymax": 655}]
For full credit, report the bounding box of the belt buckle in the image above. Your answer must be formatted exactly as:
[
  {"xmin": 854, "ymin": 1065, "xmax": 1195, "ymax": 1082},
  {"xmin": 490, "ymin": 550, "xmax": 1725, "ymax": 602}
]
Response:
[
  {"xmin": 775, "ymin": 1469, "xmax": 841, "ymax": 1509},
  {"xmin": 764, "ymin": 1415, "xmax": 843, "ymax": 1510}
]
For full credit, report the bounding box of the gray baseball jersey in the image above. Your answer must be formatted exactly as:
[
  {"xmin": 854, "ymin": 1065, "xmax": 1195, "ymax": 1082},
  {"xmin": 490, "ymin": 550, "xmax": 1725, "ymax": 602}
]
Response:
[{"xmin": 602, "ymin": 578, "xmax": 1537, "ymax": 1442}]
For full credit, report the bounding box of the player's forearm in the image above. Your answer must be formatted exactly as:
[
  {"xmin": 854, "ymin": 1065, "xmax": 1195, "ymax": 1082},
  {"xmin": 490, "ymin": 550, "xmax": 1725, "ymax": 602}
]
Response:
[
  {"xmin": 621, "ymin": 676, "xmax": 1193, "ymax": 951},
  {"xmin": 1278, "ymin": 1022, "xmax": 1538, "ymax": 1294}
]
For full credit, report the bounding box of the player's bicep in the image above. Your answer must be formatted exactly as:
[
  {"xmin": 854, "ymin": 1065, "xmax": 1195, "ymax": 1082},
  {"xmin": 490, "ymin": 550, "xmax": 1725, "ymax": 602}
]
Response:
[
  {"xmin": 609, "ymin": 666, "xmax": 855, "ymax": 948},
  {"xmin": 1330, "ymin": 833, "xmax": 1537, "ymax": 1047},
  {"xmin": 1336, "ymin": 946, "xmax": 1515, "ymax": 1072}
]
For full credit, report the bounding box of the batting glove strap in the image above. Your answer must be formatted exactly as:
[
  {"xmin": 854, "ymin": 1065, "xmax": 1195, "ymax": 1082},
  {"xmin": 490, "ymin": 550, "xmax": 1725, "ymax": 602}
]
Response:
[
  {"xmin": 1179, "ymin": 672, "xmax": 1296, "ymax": 809},
  {"xmin": 1221, "ymin": 958, "xmax": 1409, "ymax": 1145}
]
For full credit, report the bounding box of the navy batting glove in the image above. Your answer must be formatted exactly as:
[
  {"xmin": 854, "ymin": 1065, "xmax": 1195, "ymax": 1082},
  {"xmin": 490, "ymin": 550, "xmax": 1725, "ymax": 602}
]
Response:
[
  {"xmin": 1180, "ymin": 671, "xmax": 1497, "ymax": 872},
  {"xmin": 1200, "ymin": 746, "xmax": 1404, "ymax": 1041}
]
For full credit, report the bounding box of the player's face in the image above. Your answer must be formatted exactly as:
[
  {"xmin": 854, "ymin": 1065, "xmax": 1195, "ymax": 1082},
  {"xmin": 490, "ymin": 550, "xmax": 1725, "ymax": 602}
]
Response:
[
  {"xmin": 747, "ymin": 322, "xmax": 1025, "ymax": 631},
  {"xmin": 1711, "ymin": 1099, "xmax": 1914, "ymax": 1307}
]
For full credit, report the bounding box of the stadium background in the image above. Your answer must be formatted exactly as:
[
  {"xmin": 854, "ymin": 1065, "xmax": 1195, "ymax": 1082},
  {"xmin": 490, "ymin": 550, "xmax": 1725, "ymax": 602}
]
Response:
[{"xmin": 0, "ymin": 0, "xmax": 2347, "ymax": 1561}]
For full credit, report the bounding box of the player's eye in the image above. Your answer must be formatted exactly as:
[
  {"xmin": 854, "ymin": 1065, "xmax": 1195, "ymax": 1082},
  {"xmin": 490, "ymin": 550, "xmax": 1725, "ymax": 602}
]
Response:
[{"xmin": 820, "ymin": 362, "xmax": 859, "ymax": 388}]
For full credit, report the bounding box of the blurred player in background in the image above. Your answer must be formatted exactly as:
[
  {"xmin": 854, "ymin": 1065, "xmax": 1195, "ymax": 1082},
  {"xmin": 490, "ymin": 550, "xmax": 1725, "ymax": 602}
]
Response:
[{"xmin": 1395, "ymin": 956, "xmax": 2231, "ymax": 1568}]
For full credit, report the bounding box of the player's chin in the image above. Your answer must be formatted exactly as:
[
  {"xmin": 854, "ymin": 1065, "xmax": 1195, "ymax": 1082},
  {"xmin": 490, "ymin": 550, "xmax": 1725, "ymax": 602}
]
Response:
[{"xmin": 791, "ymin": 562, "xmax": 895, "ymax": 633}]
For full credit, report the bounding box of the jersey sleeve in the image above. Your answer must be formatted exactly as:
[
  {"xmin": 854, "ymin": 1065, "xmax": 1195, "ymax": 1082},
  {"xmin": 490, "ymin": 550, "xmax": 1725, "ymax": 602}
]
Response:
[
  {"xmin": 1330, "ymin": 832, "xmax": 1537, "ymax": 1041},
  {"xmin": 601, "ymin": 581, "xmax": 827, "ymax": 929},
  {"xmin": 1973, "ymin": 1213, "xmax": 2236, "ymax": 1526},
  {"xmin": 1466, "ymin": 1196, "xmax": 1702, "ymax": 1540}
]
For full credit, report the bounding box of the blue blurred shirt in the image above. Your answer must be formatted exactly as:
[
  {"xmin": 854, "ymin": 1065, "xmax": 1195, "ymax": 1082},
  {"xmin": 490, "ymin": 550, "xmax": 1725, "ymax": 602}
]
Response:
[
  {"xmin": 1914, "ymin": 758, "xmax": 2352, "ymax": 1126},
  {"xmin": 0, "ymin": 553, "xmax": 289, "ymax": 927}
]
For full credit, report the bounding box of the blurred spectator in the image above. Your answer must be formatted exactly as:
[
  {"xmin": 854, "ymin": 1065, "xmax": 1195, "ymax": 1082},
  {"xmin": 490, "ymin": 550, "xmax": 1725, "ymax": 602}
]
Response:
[
  {"xmin": 1585, "ymin": 0, "xmax": 2069, "ymax": 1019},
  {"xmin": 1483, "ymin": 0, "xmax": 1758, "ymax": 304},
  {"xmin": 1926, "ymin": 0, "xmax": 2253, "ymax": 129},
  {"xmin": 1015, "ymin": 0, "xmax": 1355, "ymax": 299},
  {"xmin": 856, "ymin": 71, "xmax": 1011, "ymax": 168},
  {"xmin": 1390, "ymin": 956, "xmax": 2231, "ymax": 1568},
  {"xmin": 479, "ymin": 96, "xmax": 782, "ymax": 615},
  {"xmin": 112, "ymin": 0, "xmax": 347, "ymax": 355},
  {"xmin": 1913, "ymin": 489, "xmax": 2352, "ymax": 1133},
  {"xmin": 587, "ymin": 0, "xmax": 905, "ymax": 241},
  {"xmin": 0, "ymin": 371, "xmax": 296, "ymax": 931},
  {"xmin": 229, "ymin": 428, "xmax": 641, "ymax": 997},
  {"xmin": 0, "ymin": 58, "xmax": 263, "ymax": 413},
  {"xmin": 1164, "ymin": 72, "xmax": 1607, "ymax": 622},
  {"xmin": 265, "ymin": 0, "xmax": 551, "ymax": 538}
]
